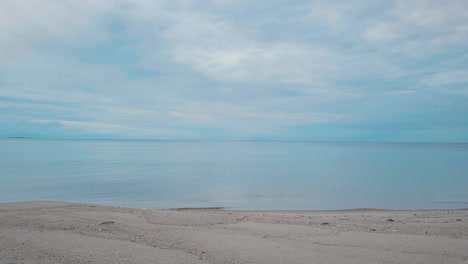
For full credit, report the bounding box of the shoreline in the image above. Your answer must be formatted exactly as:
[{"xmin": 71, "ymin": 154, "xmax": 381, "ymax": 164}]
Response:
[
  {"xmin": 3, "ymin": 200, "xmax": 467, "ymax": 212},
  {"xmin": 1, "ymin": 201, "xmax": 467, "ymax": 264}
]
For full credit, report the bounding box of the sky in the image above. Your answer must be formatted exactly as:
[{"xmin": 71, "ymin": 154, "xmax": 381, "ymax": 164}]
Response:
[{"xmin": 0, "ymin": 0, "xmax": 467, "ymax": 142}]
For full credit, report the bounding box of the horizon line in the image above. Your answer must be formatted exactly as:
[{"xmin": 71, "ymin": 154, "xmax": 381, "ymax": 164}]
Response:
[{"xmin": 2, "ymin": 137, "xmax": 467, "ymax": 144}]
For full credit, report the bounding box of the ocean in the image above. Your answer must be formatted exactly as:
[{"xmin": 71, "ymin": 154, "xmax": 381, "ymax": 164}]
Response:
[{"xmin": 0, "ymin": 139, "xmax": 467, "ymax": 210}]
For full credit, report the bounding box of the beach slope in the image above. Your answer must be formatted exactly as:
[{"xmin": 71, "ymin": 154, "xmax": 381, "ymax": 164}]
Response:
[{"xmin": 1, "ymin": 201, "xmax": 467, "ymax": 264}]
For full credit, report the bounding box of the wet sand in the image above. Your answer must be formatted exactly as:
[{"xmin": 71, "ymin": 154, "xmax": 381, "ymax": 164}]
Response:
[{"xmin": 1, "ymin": 201, "xmax": 467, "ymax": 264}]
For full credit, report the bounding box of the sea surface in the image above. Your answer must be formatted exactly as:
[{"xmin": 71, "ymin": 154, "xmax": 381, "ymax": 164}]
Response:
[{"xmin": 1, "ymin": 139, "xmax": 467, "ymax": 210}]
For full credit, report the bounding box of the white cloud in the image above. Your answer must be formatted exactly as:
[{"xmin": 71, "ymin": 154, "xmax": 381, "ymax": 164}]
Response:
[
  {"xmin": 160, "ymin": 15, "xmax": 341, "ymax": 84},
  {"xmin": 391, "ymin": 0, "xmax": 467, "ymax": 27},
  {"xmin": 170, "ymin": 103, "xmax": 343, "ymax": 133},
  {"xmin": 309, "ymin": 2, "xmax": 351, "ymax": 33},
  {"xmin": 30, "ymin": 119, "xmax": 121, "ymax": 132},
  {"xmin": 363, "ymin": 0, "xmax": 468, "ymax": 46},
  {"xmin": 421, "ymin": 70, "xmax": 468, "ymax": 87},
  {"xmin": 0, "ymin": 0, "xmax": 466, "ymax": 140},
  {"xmin": 28, "ymin": 119, "xmax": 197, "ymax": 138},
  {"xmin": 0, "ymin": 55, "xmax": 125, "ymax": 104},
  {"xmin": 364, "ymin": 22, "xmax": 400, "ymax": 41},
  {"xmin": 0, "ymin": 102, "xmax": 74, "ymax": 112},
  {"xmin": 420, "ymin": 70, "xmax": 468, "ymax": 96},
  {"xmin": 99, "ymin": 107, "xmax": 157, "ymax": 117},
  {"xmin": 0, "ymin": 0, "xmax": 120, "ymax": 62}
]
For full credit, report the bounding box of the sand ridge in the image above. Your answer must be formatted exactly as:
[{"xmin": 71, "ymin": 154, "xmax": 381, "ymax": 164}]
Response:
[{"xmin": 1, "ymin": 201, "xmax": 467, "ymax": 264}]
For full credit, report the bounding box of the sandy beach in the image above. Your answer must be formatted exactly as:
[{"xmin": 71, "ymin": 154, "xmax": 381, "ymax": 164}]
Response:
[{"xmin": 1, "ymin": 201, "xmax": 467, "ymax": 264}]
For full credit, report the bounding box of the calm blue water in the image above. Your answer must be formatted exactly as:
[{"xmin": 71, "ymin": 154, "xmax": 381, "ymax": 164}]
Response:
[{"xmin": 0, "ymin": 139, "xmax": 467, "ymax": 210}]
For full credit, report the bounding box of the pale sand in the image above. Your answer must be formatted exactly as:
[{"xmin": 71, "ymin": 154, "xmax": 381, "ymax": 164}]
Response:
[{"xmin": 1, "ymin": 202, "xmax": 467, "ymax": 264}]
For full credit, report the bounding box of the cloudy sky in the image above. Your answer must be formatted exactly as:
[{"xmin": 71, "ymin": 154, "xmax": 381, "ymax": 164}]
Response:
[{"xmin": 1, "ymin": 0, "xmax": 467, "ymax": 141}]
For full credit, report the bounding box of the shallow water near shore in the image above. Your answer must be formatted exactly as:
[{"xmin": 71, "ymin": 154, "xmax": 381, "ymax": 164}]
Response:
[{"xmin": 1, "ymin": 139, "xmax": 467, "ymax": 210}]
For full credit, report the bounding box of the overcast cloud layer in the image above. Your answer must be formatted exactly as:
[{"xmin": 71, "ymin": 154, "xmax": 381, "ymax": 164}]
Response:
[{"xmin": 1, "ymin": 0, "xmax": 467, "ymax": 141}]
